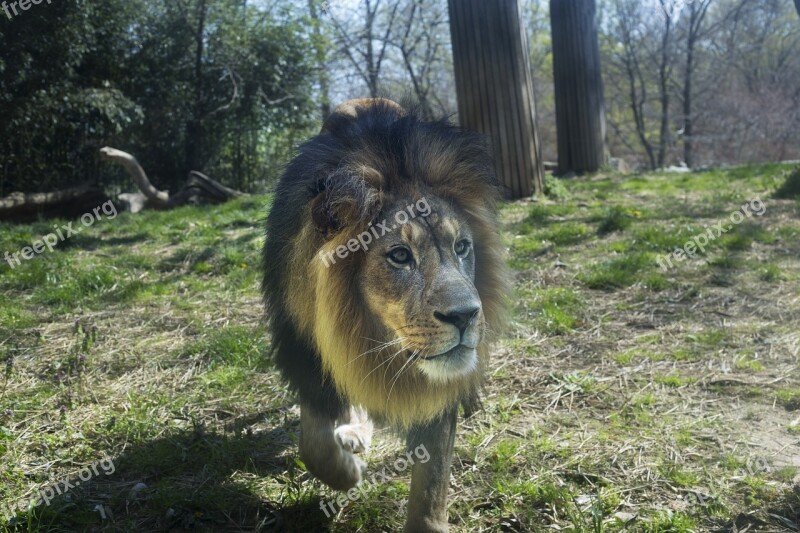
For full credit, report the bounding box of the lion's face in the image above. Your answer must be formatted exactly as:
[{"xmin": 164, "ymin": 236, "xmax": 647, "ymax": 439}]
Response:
[{"xmin": 359, "ymin": 196, "xmax": 484, "ymax": 383}]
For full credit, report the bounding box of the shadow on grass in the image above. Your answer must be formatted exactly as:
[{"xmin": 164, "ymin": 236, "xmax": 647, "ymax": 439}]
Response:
[
  {"xmin": 58, "ymin": 233, "xmax": 151, "ymax": 252},
  {"xmin": 157, "ymin": 246, "xmax": 217, "ymax": 273},
  {"xmin": 6, "ymin": 421, "xmax": 334, "ymax": 532}
]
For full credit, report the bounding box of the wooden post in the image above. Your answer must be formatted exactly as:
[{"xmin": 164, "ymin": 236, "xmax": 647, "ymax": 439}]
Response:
[
  {"xmin": 448, "ymin": 0, "xmax": 544, "ymax": 198},
  {"xmin": 550, "ymin": 0, "xmax": 608, "ymax": 174}
]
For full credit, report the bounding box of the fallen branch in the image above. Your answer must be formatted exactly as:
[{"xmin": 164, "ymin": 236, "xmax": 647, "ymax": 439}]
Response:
[
  {"xmin": 0, "ymin": 184, "xmax": 110, "ymax": 222},
  {"xmin": 99, "ymin": 146, "xmax": 246, "ymax": 211},
  {"xmin": 170, "ymin": 171, "xmax": 245, "ymax": 206},
  {"xmin": 99, "ymin": 147, "xmax": 169, "ymax": 208}
]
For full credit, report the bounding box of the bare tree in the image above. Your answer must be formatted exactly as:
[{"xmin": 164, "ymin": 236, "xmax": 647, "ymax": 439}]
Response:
[
  {"xmin": 319, "ymin": 0, "xmax": 800, "ymax": 170},
  {"xmin": 604, "ymin": 0, "xmax": 680, "ymax": 169},
  {"xmin": 392, "ymin": 0, "xmax": 451, "ymax": 118},
  {"xmin": 608, "ymin": 0, "xmax": 656, "ymax": 168},
  {"xmin": 679, "ymin": 0, "xmax": 712, "ymax": 168},
  {"xmin": 703, "ymin": 0, "xmax": 800, "ymax": 164},
  {"xmin": 329, "ymin": 0, "xmax": 400, "ymax": 98},
  {"xmin": 655, "ymin": 0, "xmax": 676, "ymax": 168}
]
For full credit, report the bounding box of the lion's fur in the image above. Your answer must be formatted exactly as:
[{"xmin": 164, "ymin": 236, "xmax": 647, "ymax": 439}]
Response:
[{"xmin": 263, "ymin": 99, "xmax": 509, "ymax": 428}]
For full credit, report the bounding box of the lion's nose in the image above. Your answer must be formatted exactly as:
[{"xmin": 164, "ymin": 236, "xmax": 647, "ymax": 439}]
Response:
[{"xmin": 434, "ymin": 305, "xmax": 480, "ymax": 336}]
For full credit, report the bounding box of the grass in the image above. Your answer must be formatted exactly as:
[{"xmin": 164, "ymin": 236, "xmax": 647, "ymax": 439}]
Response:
[
  {"xmin": 578, "ymin": 251, "xmax": 654, "ymax": 290},
  {"xmin": 1, "ymin": 164, "xmax": 799, "ymax": 531},
  {"xmin": 516, "ymin": 286, "xmax": 583, "ymax": 335},
  {"xmin": 776, "ymin": 388, "xmax": 800, "ymax": 411},
  {"xmin": 596, "ymin": 205, "xmax": 633, "ymax": 236}
]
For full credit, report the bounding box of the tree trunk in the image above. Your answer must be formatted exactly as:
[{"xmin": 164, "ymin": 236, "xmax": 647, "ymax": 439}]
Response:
[
  {"xmin": 365, "ymin": 0, "xmax": 379, "ymax": 98},
  {"xmin": 186, "ymin": 0, "xmax": 208, "ymax": 173},
  {"xmin": 549, "ymin": 0, "xmax": 608, "ymax": 175},
  {"xmin": 657, "ymin": 0, "xmax": 673, "ymax": 168},
  {"xmin": 683, "ymin": 33, "xmax": 695, "ymax": 168},
  {"xmin": 308, "ymin": 0, "xmax": 331, "ymax": 119},
  {"xmin": 448, "ymin": 0, "xmax": 544, "ymax": 198},
  {"xmin": 683, "ymin": 0, "xmax": 713, "ymax": 169},
  {"xmin": 795, "ymin": 0, "xmax": 800, "ymax": 18}
]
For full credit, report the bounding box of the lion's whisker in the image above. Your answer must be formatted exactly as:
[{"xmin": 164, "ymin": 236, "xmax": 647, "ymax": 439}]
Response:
[
  {"xmin": 348, "ymin": 337, "xmax": 407, "ymax": 366},
  {"xmin": 361, "ymin": 336, "xmax": 391, "ymax": 345},
  {"xmin": 362, "ymin": 343, "xmax": 408, "ymax": 386},
  {"xmin": 384, "ymin": 347, "xmax": 411, "ymax": 382},
  {"xmin": 385, "ymin": 348, "xmax": 419, "ymax": 409},
  {"xmin": 386, "ymin": 353, "xmax": 417, "ymax": 403},
  {"xmin": 383, "ymin": 342, "xmax": 417, "ymax": 382},
  {"xmin": 359, "ymin": 336, "xmax": 406, "ymax": 351}
]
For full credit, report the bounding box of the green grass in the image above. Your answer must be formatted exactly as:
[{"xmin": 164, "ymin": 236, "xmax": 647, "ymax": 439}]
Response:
[
  {"xmin": 643, "ymin": 511, "xmax": 697, "ymax": 532},
  {"xmin": 776, "ymin": 388, "xmax": 800, "ymax": 411},
  {"xmin": 539, "ymin": 222, "xmax": 591, "ymax": 246},
  {"xmin": 517, "ymin": 286, "xmax": 583, "ymax": 335},
  {"xmin": 630, "ymin": 225, "xmax": 688, "ymax": 252},
  {"xmin": 1, "ymin": 165, "xmax": 799, "ymax": 531},
  {"xmin": 759, "ymin": 263, "xmax": 785, "ymax": 282},
  {"xmin": 578, "ymin": 251, "xmax": 654, "ymax": 290},
  {"xmin": 660, "ymin": 464, "xmax": 700, "ymax": 487},
  {"xmin": 596, "ymin": 205, "xmax": 633, "ymax": 236},
  {"xmin": 654, "ymin": 373, "xmax": 695, "ymax": 387}
]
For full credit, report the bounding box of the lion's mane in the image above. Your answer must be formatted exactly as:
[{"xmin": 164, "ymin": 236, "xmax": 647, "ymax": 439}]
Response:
[{"xmin": 263, "ymin": 101, "xmax": 509, "ymax": 428}]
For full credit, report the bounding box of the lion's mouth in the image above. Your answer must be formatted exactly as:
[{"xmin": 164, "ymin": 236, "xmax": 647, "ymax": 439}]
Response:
[
  {"xmin": 419, "ymin": 352, "xmax": 448, "ymax": 361},
  {"xmin": 416, "ymin": 343, "xmax": 478, "ymax": 361},
  {"xmin": 414, "ymin": 344, "xmax": 479, "ymax": 382}
]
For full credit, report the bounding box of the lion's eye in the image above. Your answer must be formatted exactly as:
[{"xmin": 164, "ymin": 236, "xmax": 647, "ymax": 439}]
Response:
[
  {"xmin": 387, "ymin": 247, "xmax": 413, "ymax": 266},
  {"xmin": 455, "ymin": 239, "xmax": 471, "ymax": 257}
]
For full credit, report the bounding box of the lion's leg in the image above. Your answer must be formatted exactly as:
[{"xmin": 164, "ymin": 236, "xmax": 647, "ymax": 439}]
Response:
[
  {"xmin": 299, "ymin": 402, "xmax": 368, "ymax": 491},
  {"xmin": 404, "ymin": 407, "xmax": 458, "ymax": 533},
  {"xmin": 335, "ymin": 405, "xmax": 373, "ymax": 454}
]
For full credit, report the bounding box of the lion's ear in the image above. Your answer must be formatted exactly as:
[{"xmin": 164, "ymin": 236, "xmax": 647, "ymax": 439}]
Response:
[
  {"xmin": 310, "ymin": 191, "xmax": 337, "ymax": 237},
  {"xmin": 321, "ymin": 98, "xmax": 405, "ymax": 133},
  {"xmin": 310, "ymin": 186, "xmax": 383, "ymax": 238}
]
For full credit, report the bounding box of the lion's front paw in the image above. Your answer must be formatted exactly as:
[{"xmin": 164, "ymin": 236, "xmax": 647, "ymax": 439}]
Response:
[
  {"xmin": 335, "ymin": 423, "xmax": 372, "ymax": 454},
  {"xmin": 338, "ymin": 452, "xmax": 368, "ymax": 490}
]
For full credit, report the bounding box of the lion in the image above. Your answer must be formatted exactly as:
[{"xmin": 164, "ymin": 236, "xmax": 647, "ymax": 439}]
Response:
[{"xmin": 262, "ymin": 98, "xmax": 509, "ymax": 532}]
